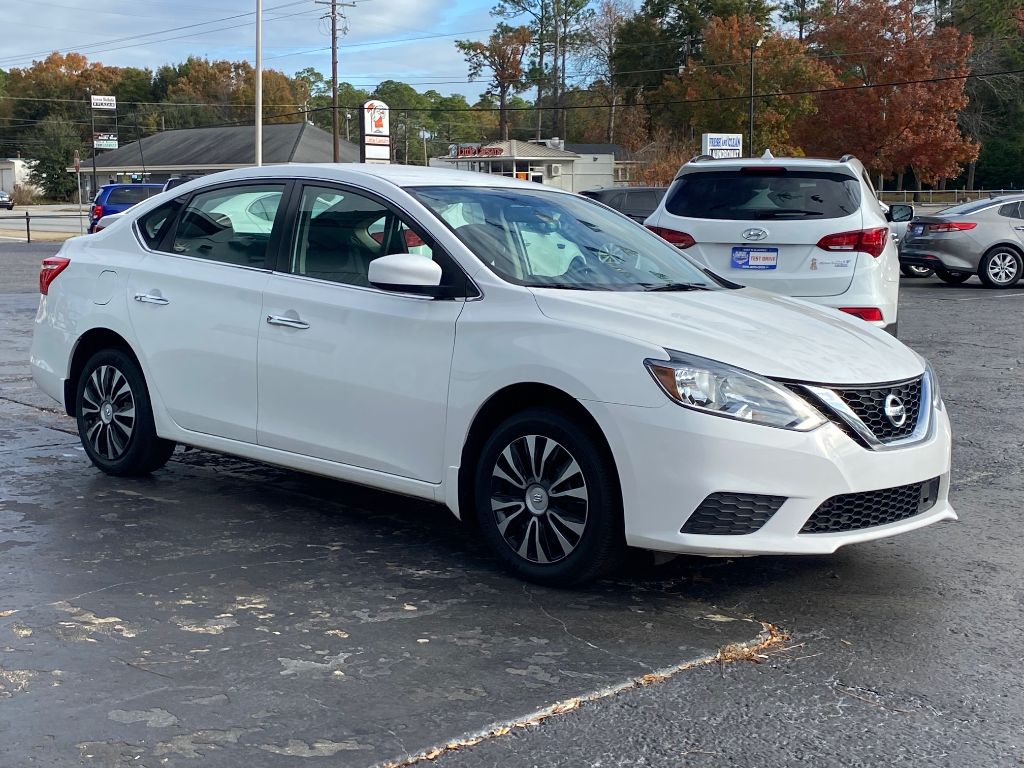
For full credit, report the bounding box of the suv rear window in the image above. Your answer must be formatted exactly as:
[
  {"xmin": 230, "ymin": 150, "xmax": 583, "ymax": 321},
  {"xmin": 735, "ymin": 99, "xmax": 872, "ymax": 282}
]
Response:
[
  {"xmin": 106, "ymin": 187, "xmax": 157, "ymax": 206},
  {"xmin": 665, "ymin": 170, "xmax": 861, "ymax": 220}
]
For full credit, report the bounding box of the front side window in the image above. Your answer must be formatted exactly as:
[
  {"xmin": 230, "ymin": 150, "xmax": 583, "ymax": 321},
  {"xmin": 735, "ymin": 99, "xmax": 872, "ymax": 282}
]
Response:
[
  {"xmin": 291, "ymin": 185, "xmax": 447, "ymax": 288},
  {"xmin": 665, "ymin": 170, "xmax": 861, "ymax": 220},
  {"xmin": 168, "ymin": 184, "xmax": 284, "ymax": 267},
  {"xmin": 411, "ymin": 186, "xmax": 720, "ymax": 291}
]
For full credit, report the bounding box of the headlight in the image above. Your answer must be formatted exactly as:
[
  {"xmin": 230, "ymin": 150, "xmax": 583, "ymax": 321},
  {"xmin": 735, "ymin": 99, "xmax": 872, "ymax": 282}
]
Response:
[
  {"xmin": 645, "ymin": 351, "xmax": 827, "ymax": 431},
  {"xmin": 924, "ymin": 359, "xmax": 943, "ymax": 409}
]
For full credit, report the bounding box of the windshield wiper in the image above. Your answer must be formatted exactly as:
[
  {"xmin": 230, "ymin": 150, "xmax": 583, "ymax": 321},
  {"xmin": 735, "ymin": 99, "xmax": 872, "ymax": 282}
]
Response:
[
  {"xmin": 754, "ymin": 209, "xmax": 824, "ymax": 218},
  {"xmin": 641, "ymin": 282, "xmax": 710, "ymax": 292}
]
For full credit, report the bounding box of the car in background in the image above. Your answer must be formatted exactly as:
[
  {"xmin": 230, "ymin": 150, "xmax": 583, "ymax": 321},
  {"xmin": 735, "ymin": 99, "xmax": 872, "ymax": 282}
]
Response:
[
  {"xmin": 163, "ymin": 175, "xmax": 201, "ymax": 192},
  {"xmin": 883, "ymin": 202, "xmax": 933, "ymax": 278},
  {"xmin": 645, "ymin": 154, "xmax": 900, "ymax": 334},
  {"xmin": 30, "ymin": 164, "xmax": 955, "ymax": 586},
  {"xmin": 0, "ymin": 189, "xmax": 13, "ymax": 211},
  {"xmin": 580, "ymin": 186, "xmax": 667, "ymax": 222},
  {"xmin": 899, "ymin": 195, "xmax": 1024, "ymax": 288},
  {"xmin": 89, "ymin": 184, "xmax": 163, "ymax": 233}
]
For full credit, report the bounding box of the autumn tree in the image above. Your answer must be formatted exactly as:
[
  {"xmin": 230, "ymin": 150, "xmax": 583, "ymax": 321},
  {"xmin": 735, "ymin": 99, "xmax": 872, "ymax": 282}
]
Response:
[
  {"xmin": 578, "ymin": 0, "xmax": 633, "ymax": 141},
  {"xmin": 798, "ymin": 0, "xmax": 978, "ymax": 184},
  {"xmin": 654, "ymin": 15, "xmax": 837, "ymax": 155},
  {"xmin": 457, "ymin": 24, "xmax": 533, "ymax": 140}
]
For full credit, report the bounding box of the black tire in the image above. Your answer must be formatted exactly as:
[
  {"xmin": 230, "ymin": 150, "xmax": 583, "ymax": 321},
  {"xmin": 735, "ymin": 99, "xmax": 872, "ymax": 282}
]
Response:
[
  {"xmin": 75, "ymin": 348, "xmax": 175, "ymax": 476},
  {"xmin": 978, "ymin": 247, "xmax": 1023, "ymax": 289},
  {"xmin": 935, "ymin": 269, "xmax": 972, "ymax": 285},
  {"xmin": 473, "ymin": 408, "xmax": 624, "ymax": 587},
  {"xmin": 900, "ymin": 264, "xmax": 934, "ymax": 278}
]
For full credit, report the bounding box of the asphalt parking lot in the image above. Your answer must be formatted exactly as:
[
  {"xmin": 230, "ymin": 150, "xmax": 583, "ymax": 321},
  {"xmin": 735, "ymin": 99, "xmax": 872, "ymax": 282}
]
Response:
[{"xmin": 1, "ymin": 241, "xmax": 1022, "ymax": 767}]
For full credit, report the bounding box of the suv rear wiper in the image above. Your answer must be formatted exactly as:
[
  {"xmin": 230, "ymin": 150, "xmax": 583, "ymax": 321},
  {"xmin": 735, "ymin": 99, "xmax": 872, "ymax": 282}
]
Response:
[
  {"xmin": 641, "ymin": 282, "xmax": 710, "ymax": 292},
  {"xmin": 754, "ymin": 209, "xmax": 824, "ymax": 218}
]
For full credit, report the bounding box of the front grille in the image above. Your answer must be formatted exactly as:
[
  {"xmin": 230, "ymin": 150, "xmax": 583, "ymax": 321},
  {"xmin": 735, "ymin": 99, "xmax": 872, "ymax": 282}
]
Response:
[
  {"xmin": 800, "ymin": 477, "xmax": 940, "ymax": 534},
  {"xmin": 681, "ymin": 492, "xmax": 787, "ymax": 535},
  {"xmin": 834, "ymin": 377, "xmax": 922, "ymax": 443}
]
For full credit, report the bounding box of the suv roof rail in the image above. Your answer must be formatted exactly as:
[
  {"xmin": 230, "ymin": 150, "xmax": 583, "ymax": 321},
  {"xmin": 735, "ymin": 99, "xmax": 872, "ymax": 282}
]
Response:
[
  {"xmin": 839, "ymin": 154, "xmax": 857, "ymax": 163},
  {"xmin": 688, "ymin": 154, "xmax": 716, "ymax": 163}
]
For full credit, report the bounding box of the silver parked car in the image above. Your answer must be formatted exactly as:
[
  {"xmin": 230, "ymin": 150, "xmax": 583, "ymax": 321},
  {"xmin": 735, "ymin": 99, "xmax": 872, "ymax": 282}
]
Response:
[{"xmin": 899, "ymin": 195, "xmax": 1024, "ymax": 288}]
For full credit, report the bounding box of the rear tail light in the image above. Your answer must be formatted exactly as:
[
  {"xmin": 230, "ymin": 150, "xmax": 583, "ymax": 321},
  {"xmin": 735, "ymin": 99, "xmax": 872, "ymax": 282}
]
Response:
[
  {"xmin": 91, "ymin": 204, "xmax": 104, "ymax": 221},
  {"xmin": 839, "ymin": 307, "xmax": 884, "ymax": 322},
  {"xmin": 39, "ymin": 256, "xmax": 71, "ymax": 295},
  {"xmin": 816, "ymin": 227, "xmax": 888, "ymax": 258},
  {"xmin": 646, "ymin": 225, "xmax": 696, "ymax": 249},
  {"xmin": 927, "ymin": 221, "xmax": 977, "ymax": 233}
]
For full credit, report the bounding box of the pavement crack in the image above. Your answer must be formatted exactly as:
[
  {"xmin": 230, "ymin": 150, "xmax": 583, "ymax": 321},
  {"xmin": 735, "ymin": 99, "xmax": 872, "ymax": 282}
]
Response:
[
  {"xmin": 522, "ymin": 584, "xmax": 648, "ymax": 670},
  {"xmin": 375, "ymin": 621, "xmax": 788, "ymax": 768}
]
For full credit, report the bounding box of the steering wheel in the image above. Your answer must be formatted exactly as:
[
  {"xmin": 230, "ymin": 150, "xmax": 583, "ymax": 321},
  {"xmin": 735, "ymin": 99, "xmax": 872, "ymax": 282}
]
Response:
[
  {"xmin": 595, "ymin": 242, "xmax": 640, "ymax": 269},
  {"xmin": 566, "ymin": 255, "xmax": 599, "ymax": 281}
]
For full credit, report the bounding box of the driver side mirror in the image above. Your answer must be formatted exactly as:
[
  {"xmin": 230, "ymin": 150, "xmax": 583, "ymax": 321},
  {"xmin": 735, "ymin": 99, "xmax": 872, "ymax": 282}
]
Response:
[{"xmin": 368, "ymin": 253, "xmax": 444, "ymax": 297}]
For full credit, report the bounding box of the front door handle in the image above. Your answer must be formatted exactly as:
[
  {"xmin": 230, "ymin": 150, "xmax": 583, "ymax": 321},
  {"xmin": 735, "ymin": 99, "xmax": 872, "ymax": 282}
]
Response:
[
  {"xmin": 1014, "ymin": 225, "xmax": 1024, "ymax": 231},
  {"xmin": 266, "ymin": 314, "xmax": 310, "ymax": 330},
  {"xmin": 134, "ymin": 293, "xmax": 169, "ymax": 305}
]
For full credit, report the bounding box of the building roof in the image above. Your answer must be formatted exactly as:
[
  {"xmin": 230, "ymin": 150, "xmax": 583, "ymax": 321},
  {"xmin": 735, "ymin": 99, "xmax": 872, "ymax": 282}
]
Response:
[
  {"xmin": 85, "ymin": 123, "xmax": 359, "ymax": 172},
  {"xmin": 564, "ymin": 143, "xmax": 635, "ymax": 161},
  {"xmin": 440, "ymin": 139, "xmax": 578, "ymax": 162}
]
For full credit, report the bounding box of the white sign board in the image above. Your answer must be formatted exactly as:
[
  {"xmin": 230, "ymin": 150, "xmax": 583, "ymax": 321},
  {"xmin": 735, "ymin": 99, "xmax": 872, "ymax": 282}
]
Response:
[
  {"xmin": 91, "ymin": 95, "xmax": 117, "ymax": 110},
  {"xmin": 701, "ymin": 133, "xmax": 742, "ymax": 159},
  {"xmin": 93, "ymin": 132, "xmax": 118, "ymax": 150},
  {"xmin": 361, "ymin": 100, "xmax": 391, "ymax": 164}
]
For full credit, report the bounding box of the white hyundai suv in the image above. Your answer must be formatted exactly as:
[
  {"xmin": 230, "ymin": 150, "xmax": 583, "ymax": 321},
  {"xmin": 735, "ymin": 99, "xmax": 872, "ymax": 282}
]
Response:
[
  {"xmin": 30, "ymin": 164, "xmax": 953, "ymax": 586},
  {"xmin": 645, "ymin": 154, "xmax": 901, "ymax": 334}
]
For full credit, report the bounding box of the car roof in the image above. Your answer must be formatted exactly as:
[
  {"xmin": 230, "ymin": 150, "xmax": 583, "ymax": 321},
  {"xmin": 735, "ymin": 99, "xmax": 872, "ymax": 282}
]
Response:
[
  {"xmin": 100, "ymin": 183, "xmax": 163, "ymax": 189},
  {"xmin": 682, "ymin": 156, "xmax": 864, "ymax": 172},
  {"xmin": 186, "ymin": 163, "xmax": 574, "ymax": 194}
]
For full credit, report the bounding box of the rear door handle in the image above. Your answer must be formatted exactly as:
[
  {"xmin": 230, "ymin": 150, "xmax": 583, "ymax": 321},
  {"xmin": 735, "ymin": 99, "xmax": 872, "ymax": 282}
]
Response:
[
  {"xmin": 1014, "ymin": 226, "xmax": 1024, "ymax": 231},
  {"xmin": 266, "ymin": 314, "xmax": 310, "ymax": 330},
  {"xmin": 134, "ymin": 293, "xmax": 169, "ymax": 305}
]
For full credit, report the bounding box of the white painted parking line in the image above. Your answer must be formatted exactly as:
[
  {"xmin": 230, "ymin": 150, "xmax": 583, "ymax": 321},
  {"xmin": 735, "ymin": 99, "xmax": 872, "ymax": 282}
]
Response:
[{"xmin": 950, "ymin": 292, "xmax": 1024, "ymax": 301}]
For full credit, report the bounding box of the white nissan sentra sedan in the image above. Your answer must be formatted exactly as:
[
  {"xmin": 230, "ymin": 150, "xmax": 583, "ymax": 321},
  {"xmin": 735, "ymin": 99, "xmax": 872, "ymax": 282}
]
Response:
[{"xmin": 30, "ymin": 165, "xmax": 955, "ymax": 586}]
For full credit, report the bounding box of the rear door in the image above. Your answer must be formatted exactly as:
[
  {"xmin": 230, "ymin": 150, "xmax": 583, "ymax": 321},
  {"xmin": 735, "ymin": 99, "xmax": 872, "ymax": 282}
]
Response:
[
  {"xmin": 658, "ymin": 169, "xmax": 863, "ymax": 297},
  {"xmin": 999, "ymin": 201, "xmax": 1024, "ymax": 247}
]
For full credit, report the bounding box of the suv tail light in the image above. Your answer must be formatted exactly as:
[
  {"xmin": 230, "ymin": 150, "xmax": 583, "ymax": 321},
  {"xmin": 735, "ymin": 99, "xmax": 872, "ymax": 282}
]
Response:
[
  {"xmin": 646, "ymin": 225, "xmax": 696, "ymax": 249},
  {"xmin": 839, "ymin": 307, "xmax": 884, "ymax": 322},
  {"xmin": 927, "ymin": 221, "xmax": 977, "ymax": 233},
  {"xmin": 91, "ymin": 204, "xmax": 104, "ymax": 221},
  {"xmin": 39, "ymin": 256, "xmax": 71, "ymax": 295},
  {"xmin": 816, "ymin": 227, "xmax": 888, "ymax": 258}
]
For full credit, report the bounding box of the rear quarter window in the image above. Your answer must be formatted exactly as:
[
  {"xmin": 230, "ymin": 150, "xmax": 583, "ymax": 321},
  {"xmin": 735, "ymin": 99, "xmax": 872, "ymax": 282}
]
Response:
[
  {"xmin": 665, "ymin": 170, "xmax": 861, "ymax": 220},
  {"xmin": 137, "ymin": 200, "xmax": 182, "ymax": 249},
  {"xmin": 106, "ymin": 187, "xmax": 157, "ymax": 206}
]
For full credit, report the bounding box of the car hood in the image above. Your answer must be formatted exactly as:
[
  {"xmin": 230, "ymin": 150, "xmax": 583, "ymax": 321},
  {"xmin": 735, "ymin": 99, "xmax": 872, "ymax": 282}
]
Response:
[{"xmin": 531, "ymin": 286, "xmax": 922, "ymax": 385}]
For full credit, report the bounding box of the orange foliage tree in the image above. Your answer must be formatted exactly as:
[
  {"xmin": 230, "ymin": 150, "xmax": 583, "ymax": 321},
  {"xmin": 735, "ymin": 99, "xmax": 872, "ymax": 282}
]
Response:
[{"xmin": 796, "ymin": 0, "xmax": 978, "ymax": 184}]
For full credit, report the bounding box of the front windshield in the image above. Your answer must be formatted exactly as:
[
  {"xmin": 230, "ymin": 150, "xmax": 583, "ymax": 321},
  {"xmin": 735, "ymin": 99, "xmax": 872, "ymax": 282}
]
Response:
[{"xmin": 410, "ymin": 186, "xmax": 720, "ymax": 291}]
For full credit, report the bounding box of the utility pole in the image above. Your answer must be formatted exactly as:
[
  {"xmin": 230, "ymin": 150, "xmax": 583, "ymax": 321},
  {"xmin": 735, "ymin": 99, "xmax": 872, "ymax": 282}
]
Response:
[
  {"xmin": 256, "ymin": 0, "xmax": 263, "ymax": 166},
  {"xmin": 316, "ymin": 0, "xmax": 358, "ymax": 162}
]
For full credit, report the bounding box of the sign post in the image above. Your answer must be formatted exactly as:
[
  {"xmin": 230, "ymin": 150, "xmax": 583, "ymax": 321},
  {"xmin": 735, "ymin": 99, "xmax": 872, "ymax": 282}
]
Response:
[
  {"xmin": 701, "ymin": 133, "xmax": 743, "ymax": 159},
  {"xmin": 360, "ymin": 100, "xmax": 391, "ymax": 165},
  {"xmin": 73, "ymin": 150, "xmax": 83, "ymax": 235},
  {"xmin": 89, "ymin": 95, "xmax": 116, "ymax": 194}
]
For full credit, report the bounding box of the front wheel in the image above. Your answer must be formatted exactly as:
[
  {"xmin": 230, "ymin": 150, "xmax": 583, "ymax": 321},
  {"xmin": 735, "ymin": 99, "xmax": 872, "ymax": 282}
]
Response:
[
  {"xmin": 978, "ymin": 247, "xmax": 1022, "ymax": 288},
  {"xmin": 935, "ymin": 269, "xmax": 972, "ymax": 285},
  {"xmin": 474, "ymin": 408, "xmax": 623, "ymax": 587},
  {"xmin": 76, "ymin": 349, "xmax": 175, "ymax": 476}
]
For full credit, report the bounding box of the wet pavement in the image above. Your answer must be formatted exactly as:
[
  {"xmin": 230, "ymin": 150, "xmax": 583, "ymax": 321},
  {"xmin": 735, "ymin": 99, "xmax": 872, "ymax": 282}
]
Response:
[{"xmin": 2, "ymin": 242, "xmax": 1023, "ymax": 767}]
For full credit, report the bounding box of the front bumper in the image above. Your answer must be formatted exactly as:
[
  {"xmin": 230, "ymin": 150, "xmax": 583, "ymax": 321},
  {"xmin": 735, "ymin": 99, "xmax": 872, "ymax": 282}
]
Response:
[{"xmin": 585, "ymin": 398, "xmax": 955, "ymax": 556}]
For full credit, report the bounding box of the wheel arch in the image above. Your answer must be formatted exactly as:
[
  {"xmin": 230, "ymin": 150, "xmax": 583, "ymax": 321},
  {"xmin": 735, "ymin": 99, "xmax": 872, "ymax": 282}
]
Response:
[
  {"xmin": 982, "ymin": 241, "xmax": 1024, "ymax": 259},
  {"xmin": 456, "ymin": 382, "xmax": 621, "ymax": 527},
  {"xmin": 64, "ymin": 328, "xmax": 143, "ymax": 417}
]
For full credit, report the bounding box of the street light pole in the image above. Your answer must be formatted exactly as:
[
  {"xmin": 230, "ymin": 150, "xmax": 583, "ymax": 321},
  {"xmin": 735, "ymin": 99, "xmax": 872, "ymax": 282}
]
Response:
[
  {"xmin": 255, "ymin": 0, "xmax": 263, "ymax": 166},
  {"xmin": 748, "ymin": 41, "xmax": 756, "ymax": 158}
]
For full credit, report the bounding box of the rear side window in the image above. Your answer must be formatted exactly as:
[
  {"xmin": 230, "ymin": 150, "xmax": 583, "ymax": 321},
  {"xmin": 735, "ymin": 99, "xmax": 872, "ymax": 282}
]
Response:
[
  {"xmin": 137, "ymin": 201, "xmax": 182, "ymax": 249},
  {"xmin": 997, "ymin": 202, "xmax": 1023, "ymax": 219},
  {"xmin": 665, "ymin": 170, "xmax": 861, "ymax": 220},
  {"xmin": 166, "ymin": 184, "xmax": 285, "ymax": 268},
  {"xmin": 624, "ymin": 190, "xmax": 661, "ymax": 215},
  {"xmin": 106, "ymin": 186, "xmax": 157, "ymax": 206}
]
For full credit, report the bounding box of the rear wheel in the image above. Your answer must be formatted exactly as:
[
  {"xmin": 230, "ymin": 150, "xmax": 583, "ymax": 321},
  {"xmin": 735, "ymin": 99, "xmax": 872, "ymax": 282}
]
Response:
[
  {"xmin": 474, "ymin": 408, "xmax": 623, "ymax": 587},
  {"xmin": 76, "ymin": 349, "xmax": 175, "ymax": 476},
  {"xmin": 935, "ymin": 269, "xmax": 972, "ymax": 285},
  {"xmin": 978, "ymin": 247, "xmax": 1022, "ymax": 288},
  {"xmin": 900, "ymin": 264, "xmax": 934, "ymax": 278}
]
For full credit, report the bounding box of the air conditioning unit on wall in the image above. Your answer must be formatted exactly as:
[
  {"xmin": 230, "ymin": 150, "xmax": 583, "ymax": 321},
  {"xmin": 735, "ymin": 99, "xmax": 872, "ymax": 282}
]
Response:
[{"xmin": 549, "ymin": 163, "xmax": 562, "ymax": 177}]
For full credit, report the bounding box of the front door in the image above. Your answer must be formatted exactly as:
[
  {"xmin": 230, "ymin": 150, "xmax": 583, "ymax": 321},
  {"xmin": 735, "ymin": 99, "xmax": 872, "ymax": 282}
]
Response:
[
  {"xmin": 126, "ymin": 182, "xmax": 287, "ymax": 443},
  {"xmin": 257, "ymin": 183, "xmax": 465, "ymax": 482}
]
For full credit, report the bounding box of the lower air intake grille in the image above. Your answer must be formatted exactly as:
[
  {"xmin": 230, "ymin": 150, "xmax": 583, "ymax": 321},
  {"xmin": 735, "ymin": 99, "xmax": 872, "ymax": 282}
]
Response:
[
  {"xmin": 800, "ymin": 477, "xmax": 940, "ymax": 534},
  {"xmin": 681, "ymin": 493, "xmax": 787, "ymax": 535}
]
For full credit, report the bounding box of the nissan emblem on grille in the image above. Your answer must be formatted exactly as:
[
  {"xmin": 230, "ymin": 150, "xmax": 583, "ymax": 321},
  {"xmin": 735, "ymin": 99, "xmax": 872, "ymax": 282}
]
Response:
[
  {"xmin": 742, "ymin": 228, "xmax": 768, "ymax": 241},
  {"xmin": 884, "ymin": 394, "xmax": 907, "ymax": 427}
]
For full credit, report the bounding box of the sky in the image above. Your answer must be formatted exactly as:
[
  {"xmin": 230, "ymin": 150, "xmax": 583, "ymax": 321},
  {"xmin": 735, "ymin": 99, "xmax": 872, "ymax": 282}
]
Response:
[{"xmin": 0, "ymin": 0, "xmax": 502, "ymax": 100}]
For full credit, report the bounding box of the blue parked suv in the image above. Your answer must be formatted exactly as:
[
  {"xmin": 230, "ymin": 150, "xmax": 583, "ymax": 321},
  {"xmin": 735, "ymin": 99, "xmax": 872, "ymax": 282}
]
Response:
[{"xmin": 89, "ymin": 184, "xmax": 162, "ymax": 233}]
